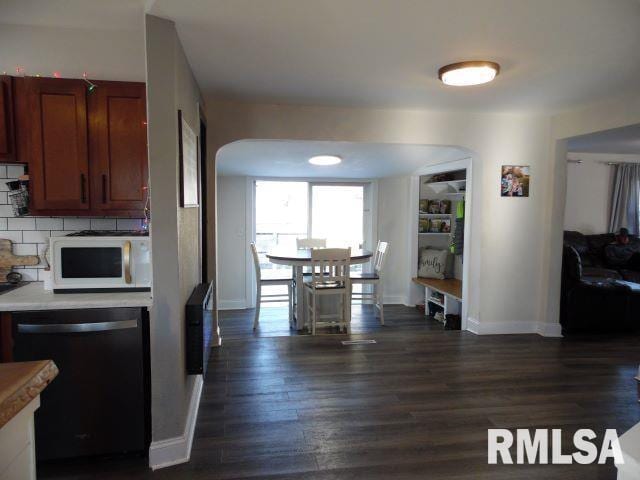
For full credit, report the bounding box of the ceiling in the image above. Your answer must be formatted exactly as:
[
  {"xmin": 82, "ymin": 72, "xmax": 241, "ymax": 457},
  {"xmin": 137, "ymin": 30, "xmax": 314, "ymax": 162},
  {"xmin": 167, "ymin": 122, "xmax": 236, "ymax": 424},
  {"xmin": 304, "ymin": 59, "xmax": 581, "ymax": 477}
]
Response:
[
  {"xmin": 4, "ymin": 0, "xmax": 639, "ymax": 113},
  {"xmin": 0, "ymin": 0, "xmax": 143, "ymax": 31},
  {"xmin": 568, "ymin": 124, "xmax": 640, "ymax": 154},
  {"xmin": 217, "ymin": 140, "xmax": 470, "ymax": 178},
  {"xmin": 147, "ymin": 0, "xmax": 640, "ymax": 112}
]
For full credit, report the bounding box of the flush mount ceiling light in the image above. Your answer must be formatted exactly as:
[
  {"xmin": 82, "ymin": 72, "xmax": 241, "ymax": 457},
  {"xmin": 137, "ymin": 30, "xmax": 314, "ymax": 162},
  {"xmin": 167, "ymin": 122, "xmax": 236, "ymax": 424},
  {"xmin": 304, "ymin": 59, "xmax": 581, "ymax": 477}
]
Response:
[
  {"xmin": 309, "ymin": 155, "xmax": 342, "ymax": 166},
  {"xmin": 438, "ymin": 61, "xmax": 500, "ymax": 86}
]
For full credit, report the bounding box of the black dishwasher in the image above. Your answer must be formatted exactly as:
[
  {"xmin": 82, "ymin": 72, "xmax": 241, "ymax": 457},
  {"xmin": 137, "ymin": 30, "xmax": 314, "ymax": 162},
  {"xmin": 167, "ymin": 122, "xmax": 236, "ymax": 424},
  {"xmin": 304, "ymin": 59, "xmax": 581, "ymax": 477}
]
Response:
[{"xmin": 12, "ymin": 308, "xmax": 150, "ymax": 462}]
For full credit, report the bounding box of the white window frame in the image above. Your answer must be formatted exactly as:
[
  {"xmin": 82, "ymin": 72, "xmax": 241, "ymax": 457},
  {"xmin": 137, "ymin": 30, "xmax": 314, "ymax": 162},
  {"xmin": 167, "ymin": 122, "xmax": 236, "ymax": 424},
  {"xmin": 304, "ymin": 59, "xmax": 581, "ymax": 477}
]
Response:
[{"xmin": 246, "ymin": 177, "xmax": 378, "ymax": 307}]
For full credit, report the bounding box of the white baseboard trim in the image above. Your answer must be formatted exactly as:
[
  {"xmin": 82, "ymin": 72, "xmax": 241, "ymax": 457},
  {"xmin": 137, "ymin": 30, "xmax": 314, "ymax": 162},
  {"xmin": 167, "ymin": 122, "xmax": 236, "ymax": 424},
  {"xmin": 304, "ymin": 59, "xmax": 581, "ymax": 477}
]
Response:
[
  {"xmin": 218, "ymin": 299, "xmax": 248, "ymax": 310},
  {"xmin": 466, "ymin": 317, "xmax": 563, "ymax": 337},
  {"xmin": 477, "ymin": 321, "xmax": 541, "ymax": 335},
  {"xmin": 382, "ymin": 294, "xmax": 409, "ymax": 305},
  {"xmin": 537, "ymin": 322, "xmax": 563, "ymax": 337},
  {"xmin": 149, "ymin": 375, "xmax": 203, "ymax": 470},
  {"xmin": 466, "ymin": 317, "xmax": 480, "ymax": 334}
]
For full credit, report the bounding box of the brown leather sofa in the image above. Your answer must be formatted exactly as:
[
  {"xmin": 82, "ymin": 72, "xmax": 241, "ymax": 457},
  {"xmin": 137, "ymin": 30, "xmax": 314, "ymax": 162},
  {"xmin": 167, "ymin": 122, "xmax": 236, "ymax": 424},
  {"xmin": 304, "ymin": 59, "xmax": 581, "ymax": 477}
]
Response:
[{"xmin": 561, "ymin": 231, "xmax": 640, "ymax": 334}]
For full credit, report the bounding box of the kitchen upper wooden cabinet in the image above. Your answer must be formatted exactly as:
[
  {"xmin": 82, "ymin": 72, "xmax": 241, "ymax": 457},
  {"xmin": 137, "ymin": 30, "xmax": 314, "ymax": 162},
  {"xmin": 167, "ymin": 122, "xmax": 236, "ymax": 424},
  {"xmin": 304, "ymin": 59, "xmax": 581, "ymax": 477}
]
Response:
[
  {"xmin": 0, "ymin": 76, "xmax": 16, "ymax": 162},
  {"xmin": 88, "ymin": 81, "xmax": 148, "ymax": 214},
  {"xmin": 25, "ymin": 77, "xmax": 91, "ymax": 213},
  {"xmin": 14, "ymin": 76, "xmax": 148, "ymax": 217}
]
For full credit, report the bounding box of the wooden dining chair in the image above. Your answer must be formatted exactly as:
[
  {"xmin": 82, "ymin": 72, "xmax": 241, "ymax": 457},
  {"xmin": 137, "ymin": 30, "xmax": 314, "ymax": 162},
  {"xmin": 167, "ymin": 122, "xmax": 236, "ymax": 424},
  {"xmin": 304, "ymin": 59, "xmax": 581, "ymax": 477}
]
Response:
[
  {"xmin": 351, "ymin": 241, "xmax": 389, "ymax": 325},
  {"xmin": 250, "ymin": 243, "xmax": 293, "ymax": 330},
  {"xmin": 296, "ymin": 238, "xmax": 327, "ymax": 249},
  {"xmin": 304, "ymin": 248, "xmax": 351, "ymax": 334}
]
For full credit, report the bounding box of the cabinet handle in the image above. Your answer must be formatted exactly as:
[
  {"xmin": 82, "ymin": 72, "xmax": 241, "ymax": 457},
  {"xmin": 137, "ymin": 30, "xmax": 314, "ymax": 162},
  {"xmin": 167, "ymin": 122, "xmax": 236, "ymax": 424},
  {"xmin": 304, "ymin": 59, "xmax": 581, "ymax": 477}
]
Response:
[
  {"xmin": 80, "ymin": 174, "xmax": 86, "ymax": 203},
  {"xmin": 124, "ymin": 240, "xmax": 132, "ymax": 284},
  {"xmin": 102, "ymin": 174, "xmax": 107, "ymax": 203},
  {"xmin": 17, "ymin": 320, "xmax": 138, "ymax": 334}
]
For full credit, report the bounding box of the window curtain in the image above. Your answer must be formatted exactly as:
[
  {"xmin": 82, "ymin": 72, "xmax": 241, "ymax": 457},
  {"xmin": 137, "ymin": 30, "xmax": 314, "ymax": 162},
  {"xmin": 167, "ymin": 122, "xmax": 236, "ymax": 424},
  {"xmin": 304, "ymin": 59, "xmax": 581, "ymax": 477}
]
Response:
[{"xmin": 609, "ymin": 164, "xmax": 640, "ymax": 235}]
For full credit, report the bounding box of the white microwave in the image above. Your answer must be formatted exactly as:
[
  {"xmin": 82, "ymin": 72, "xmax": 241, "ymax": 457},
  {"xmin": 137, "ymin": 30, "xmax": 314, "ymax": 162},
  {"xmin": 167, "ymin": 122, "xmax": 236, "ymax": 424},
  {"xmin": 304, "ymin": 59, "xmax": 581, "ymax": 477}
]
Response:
[{"xmin": 49, "ymin": 234, "xmax": 151, "ymax": 293}]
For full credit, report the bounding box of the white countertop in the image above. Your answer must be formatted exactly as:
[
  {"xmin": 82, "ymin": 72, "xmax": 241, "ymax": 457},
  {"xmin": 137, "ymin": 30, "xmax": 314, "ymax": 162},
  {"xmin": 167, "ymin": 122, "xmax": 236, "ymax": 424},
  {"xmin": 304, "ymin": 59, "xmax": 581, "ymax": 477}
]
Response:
[{"xmin": 0, "ymin": 282, "xmax": 153, "ymax": 311}]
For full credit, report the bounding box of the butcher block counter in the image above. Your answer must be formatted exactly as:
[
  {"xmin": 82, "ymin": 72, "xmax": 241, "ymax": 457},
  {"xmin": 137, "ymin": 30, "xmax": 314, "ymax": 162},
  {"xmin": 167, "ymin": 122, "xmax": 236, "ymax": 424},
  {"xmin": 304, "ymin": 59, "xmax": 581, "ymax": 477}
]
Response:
[{"xmin": 0, "ymin": 360, "xmax": 58, "ymax": 480}]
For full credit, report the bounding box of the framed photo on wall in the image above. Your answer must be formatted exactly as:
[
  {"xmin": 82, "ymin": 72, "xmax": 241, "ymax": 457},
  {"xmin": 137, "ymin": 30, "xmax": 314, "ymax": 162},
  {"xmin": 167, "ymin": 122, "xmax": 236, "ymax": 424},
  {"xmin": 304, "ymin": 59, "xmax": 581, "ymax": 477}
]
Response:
[
  {"xmin": 501, "ymin": 165, "xmax": 530, "ymax": 197},
  {"xmin": 178, "ymin": 110, "xmax": 199, "ymax": 207}
]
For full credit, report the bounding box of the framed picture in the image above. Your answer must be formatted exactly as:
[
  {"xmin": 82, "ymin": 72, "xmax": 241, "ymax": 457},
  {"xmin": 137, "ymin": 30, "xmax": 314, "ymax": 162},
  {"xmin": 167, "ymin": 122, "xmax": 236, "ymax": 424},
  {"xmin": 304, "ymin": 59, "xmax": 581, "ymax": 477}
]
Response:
[
  {"xmin": 178, "ymin": 110, "xmax": 199, "ymax": 207},
  {"xmin": 501, "ymin": 165, "xmax": 530, "ymax": 197}
]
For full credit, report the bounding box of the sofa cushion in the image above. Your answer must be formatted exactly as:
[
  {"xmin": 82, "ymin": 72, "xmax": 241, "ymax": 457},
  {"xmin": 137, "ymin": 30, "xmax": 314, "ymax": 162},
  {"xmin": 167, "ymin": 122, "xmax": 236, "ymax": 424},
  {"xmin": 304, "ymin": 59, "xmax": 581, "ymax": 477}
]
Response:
[
  {"xmin": 582, "ymin": 267, "xmax": 623, "ymax": 280},
  {"xmin": 563, "ymin": 231, "xmax": 590, "ymax": 256},
  {"xmin": 603, "ymin": 239, "xmax": 640, "ymax": 268},
  {"xmin": 586, "ymin": 233, "xmax": 616, "ymax": 256}
]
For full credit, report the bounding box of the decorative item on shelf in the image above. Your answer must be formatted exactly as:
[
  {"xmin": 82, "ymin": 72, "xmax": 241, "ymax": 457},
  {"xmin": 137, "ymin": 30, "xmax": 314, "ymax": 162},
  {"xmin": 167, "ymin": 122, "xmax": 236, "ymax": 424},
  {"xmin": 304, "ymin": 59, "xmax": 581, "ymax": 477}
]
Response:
[
  {"xmin": 439, "ymin": 199, "xmax": 451, "ymax": 214},
  {"xmin": 428, "ymin": 218, "xmax": 451, "ymax": 233},
  {"xmin": 6, "ymin": 177, "xmax": 29, "ymax": 216},
  {"xmin": 0, "ymin": 239, "xmax": 39, "ymax": 282},
  {"xmin": 419, "ymin": 219, "xmax": 430, "ymax": 233},
  {"xmin": 418, "ymin": 248, "xmax": 448, "ymax": 279},
  {"xmin": 429, "ymin": 292, "xmax": 445, "ymax": 305},
  {"xmin": 419, "ymin": 199, "xmax": 429, "ymax": 214},
  {"xmin": 501, "ymin": 165, "xmax": 530, "ymax": 197},
  {"xmin": 428, "ymin": 200, "xmax": 441, "ymax": 214}
]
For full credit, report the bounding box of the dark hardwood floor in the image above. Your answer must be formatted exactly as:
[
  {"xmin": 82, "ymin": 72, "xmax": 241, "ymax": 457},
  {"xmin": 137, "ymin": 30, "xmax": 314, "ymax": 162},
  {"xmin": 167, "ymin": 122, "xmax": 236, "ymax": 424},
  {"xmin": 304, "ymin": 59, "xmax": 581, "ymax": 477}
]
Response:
[{"xmin": 39, "ymin": 305, "xmax": 640, "ymax": 479}]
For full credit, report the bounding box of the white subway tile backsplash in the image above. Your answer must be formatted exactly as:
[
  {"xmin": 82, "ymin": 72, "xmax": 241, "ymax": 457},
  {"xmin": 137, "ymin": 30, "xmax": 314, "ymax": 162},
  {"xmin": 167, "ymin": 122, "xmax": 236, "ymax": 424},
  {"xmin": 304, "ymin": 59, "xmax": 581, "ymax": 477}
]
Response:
[
  {"xmin": 0, "ymin": 205, "xmax": 14, "ymax": 217},
  {"xmin": 50, "ymin": 231, "xmax": 69, "ymax": 238},
  {"xmin": 7, "ymin": 165, "xmax": 25, "ymax": 178},
  {"xmin": 19, "ymin": 268, "xmax": 39, "ymax": 281},
  {"xmin": 0, "ymin": 192, "xmax": 8, "ymax": 205},
  {"xmin": 0, "ymin": 231, "xmax": 22, "ymax": 243},
  {"xmin": 0, "ymin": 166, "xmax": 7, "ymax": 179},
  {"xmin": 91, "ymin": 218, "xmax": 117, "ymax": 230},
  {"xmin": 116, "ymin": 218, "xmax": 142, "ymax": 230},
  {"xmin": 23, "ymin": 230, "xmax": 50, "ymax": 243},
  {"xmin": 63, "ymin": 218, "xmax": 91, "ymax": 230},
  {"xmin": 8, "ymin": 217, "xmax": 36, "ymax": 230},
  {"xmin": 0, "ymin": 218, "xmax": 7, "ymax": 230},
  {"xmin": 35, "ymin": 218, "xmax": 64, "ymax": 230},
  {"xmin": 13, "ymin": 243, "xmax": 38, "ymax": 256},
  {"xmin": 0, "ymin": 182, "xmax": 10, "ymax": 192}
]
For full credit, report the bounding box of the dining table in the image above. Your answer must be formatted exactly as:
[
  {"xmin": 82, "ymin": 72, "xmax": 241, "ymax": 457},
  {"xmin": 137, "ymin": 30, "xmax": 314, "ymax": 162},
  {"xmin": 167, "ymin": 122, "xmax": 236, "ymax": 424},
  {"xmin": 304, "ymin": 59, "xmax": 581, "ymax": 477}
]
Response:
[{"xmin": 266, "ymin": 248, "xmax": 373, "ymax": 330}]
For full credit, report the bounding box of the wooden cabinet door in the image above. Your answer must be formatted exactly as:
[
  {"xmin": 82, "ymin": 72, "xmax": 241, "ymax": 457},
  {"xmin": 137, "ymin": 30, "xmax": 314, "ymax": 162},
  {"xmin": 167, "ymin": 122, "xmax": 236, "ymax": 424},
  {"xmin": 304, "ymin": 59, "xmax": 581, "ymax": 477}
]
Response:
[
  {"xmin": 26, "ymin": 77, "xmax": 90, "ymax": 212},
  {"xmin": 88, "ymin": 81, "xmax": 148, "ymax": 216},
  {"xmin": 0, "ymin": 76, "xmax": 16, "ymax": 162}
]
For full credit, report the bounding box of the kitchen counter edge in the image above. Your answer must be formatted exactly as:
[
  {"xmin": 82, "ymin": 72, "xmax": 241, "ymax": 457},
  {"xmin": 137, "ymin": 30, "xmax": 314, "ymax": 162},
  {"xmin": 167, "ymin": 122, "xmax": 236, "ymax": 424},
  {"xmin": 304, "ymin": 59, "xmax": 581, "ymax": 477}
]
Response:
[{"xmin": 0, "ymin": 282, "xmax": 153, "ymax": 311}]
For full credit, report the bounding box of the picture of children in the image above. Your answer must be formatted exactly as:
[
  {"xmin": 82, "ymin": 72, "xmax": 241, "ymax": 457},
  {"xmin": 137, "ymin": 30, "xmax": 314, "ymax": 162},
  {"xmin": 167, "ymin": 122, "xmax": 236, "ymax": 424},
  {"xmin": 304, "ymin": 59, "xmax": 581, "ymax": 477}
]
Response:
[{"xmin": 501, "ymin": 165, "xmax": 530, "ymax": 197}]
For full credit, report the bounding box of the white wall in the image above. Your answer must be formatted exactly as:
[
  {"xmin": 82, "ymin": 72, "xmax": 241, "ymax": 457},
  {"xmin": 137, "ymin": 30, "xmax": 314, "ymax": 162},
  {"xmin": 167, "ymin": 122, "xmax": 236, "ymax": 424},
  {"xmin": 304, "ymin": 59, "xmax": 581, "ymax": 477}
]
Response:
[
  {"xmin": 145, "ymin": 14, "xmax": 203, "ymax": 460},
  {"xmin": 377, "ymin": 176, "xmax": 411, "ymax": 304},
  {"xmin": 217, "ymin": 176, "xmax": 248, "ymax": 309},
  {"xmin": 564, "ymin": 152, "xmax": 640, "ymax": 234},
  {"xmin": 208, "ymin": 100, "xmax": 554, "ymax": 335},
  {"xmin": 0, "ymin": 23, "xmax": 145, "ymax": 81}
]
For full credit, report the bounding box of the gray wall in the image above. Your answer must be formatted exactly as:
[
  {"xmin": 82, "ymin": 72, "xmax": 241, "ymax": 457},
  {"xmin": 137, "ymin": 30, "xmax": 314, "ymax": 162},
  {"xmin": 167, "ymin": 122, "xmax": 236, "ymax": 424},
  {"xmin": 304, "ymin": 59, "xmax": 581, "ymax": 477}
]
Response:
[{"xmin": 145, "ymin": 14, "xmax": 203, "ymax": 442}]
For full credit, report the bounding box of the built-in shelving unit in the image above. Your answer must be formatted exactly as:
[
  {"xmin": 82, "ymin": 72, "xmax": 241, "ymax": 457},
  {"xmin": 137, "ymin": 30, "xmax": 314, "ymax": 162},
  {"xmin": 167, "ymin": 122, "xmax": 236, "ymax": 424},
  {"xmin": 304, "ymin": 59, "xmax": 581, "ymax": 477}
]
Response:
[{"xmin": 416, "ymin": 169, "xmax": 467, "ymax": 326}]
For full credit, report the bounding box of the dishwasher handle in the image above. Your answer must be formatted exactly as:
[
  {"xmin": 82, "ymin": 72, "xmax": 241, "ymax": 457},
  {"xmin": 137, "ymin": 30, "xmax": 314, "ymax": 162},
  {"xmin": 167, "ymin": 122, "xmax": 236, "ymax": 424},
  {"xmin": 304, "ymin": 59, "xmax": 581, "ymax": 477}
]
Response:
[{"xmin": 17, "ymin": 319, "xmax": 138, "ymax": 334}]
